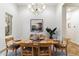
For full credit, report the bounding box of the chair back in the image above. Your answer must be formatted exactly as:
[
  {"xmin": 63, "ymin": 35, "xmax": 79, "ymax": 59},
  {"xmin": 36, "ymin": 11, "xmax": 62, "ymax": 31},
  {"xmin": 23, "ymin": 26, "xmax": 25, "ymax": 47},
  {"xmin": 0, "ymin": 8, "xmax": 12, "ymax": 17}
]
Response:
[
  {"xmin": 62, "ymin": 38, "xmax": 71, "ymax": 45},
  {"xmin": 30, "ymin": 34, "xmax": 39, "ymax": 41},
  {"xmin": 5, "ymin": 35, "xmax": 14, "ymax": 48},
  {"xmin": 39, "ymin": 34, "xmax": 45, "ymax": 41},
  {"xmin": 20, "ymin": 43, "xmax": 33, "ymax": 56},
  {"xmin": 38, "ymin": 43, "xmax": 52, "ymax": 47},
  {"xmin": 21, "ymin": 43, "xmax": 33, "ymax": 47},
  {"xmin": 38, "ymin": 43, "xmax": 52, "ymax": 56}
]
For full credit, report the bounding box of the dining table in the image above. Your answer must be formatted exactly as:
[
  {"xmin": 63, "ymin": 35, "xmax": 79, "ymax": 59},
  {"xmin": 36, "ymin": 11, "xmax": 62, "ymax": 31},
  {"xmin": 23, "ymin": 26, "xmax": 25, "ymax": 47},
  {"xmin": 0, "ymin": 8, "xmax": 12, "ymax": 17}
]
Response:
[
  {"xmin": 13, "ymin": 39, "xmax": 59, "ymax": 46},
  {"xmin": 7, "ymin": 39, "xmax": 59, "ymax": 56}
]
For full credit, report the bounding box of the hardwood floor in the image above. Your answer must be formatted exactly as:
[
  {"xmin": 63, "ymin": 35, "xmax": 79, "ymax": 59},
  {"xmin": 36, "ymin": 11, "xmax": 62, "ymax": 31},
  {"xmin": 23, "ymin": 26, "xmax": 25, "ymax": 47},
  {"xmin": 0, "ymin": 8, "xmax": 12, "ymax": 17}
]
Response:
[{"xmin": 67, "ymin": 40, "xmax": 79, "ymax": 56}]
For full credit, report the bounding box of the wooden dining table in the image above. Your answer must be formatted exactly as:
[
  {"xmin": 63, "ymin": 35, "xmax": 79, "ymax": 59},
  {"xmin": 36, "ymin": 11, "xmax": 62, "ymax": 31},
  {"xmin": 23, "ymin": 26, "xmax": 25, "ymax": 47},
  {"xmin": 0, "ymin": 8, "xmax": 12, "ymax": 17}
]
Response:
[
  {"xmin": 7, "ymin": 39, "xmax": 59, "ymax": 56},
  {"xmin": 7, "ymin": 39, "xmax": 59, "ymax": 50},
  {"xmin": 13, "ymin": 39, "xmax": 59, "ymax": 46}
]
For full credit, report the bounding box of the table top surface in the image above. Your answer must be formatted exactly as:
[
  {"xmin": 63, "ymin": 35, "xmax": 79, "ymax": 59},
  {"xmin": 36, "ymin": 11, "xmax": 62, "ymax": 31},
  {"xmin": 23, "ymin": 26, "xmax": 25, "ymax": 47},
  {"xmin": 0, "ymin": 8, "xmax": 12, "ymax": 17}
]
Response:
[{"xmin": 7, "ymin": 39, "xmax": 59, "ymax": 46}]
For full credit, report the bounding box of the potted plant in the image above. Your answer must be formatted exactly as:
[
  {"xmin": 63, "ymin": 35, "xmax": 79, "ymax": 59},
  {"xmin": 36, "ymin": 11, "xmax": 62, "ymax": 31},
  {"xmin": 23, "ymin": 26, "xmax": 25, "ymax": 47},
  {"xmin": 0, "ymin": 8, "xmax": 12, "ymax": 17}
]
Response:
[{"xmin": 46, "ymin": 27, "xmax": 57, "ymax": 39}]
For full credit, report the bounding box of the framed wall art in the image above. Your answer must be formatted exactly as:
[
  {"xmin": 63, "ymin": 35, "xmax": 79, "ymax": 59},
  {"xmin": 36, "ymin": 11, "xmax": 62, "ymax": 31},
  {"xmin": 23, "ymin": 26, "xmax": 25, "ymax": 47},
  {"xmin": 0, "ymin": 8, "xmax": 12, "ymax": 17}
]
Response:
[
  {"xmin": 30, "ymin": 19, "xmax": 43, "ymax": 32},
  {"xmin": 5, "ymin": 12, "xmax": 13, "ymax": 36},
  {"xmin": 68, "ymin": 23, "xmax": 71, "ymax": 28}
]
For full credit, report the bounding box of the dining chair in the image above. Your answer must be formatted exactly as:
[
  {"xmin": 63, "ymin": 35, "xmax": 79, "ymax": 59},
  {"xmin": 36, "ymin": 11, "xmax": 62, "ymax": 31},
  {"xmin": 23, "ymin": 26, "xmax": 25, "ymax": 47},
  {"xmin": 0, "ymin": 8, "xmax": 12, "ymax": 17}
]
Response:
[
  {"xmin": 39, "ymin": 34, "xmax": 45, "ymax": 41},
  {"xmin": 5, "ymin": 35, "xmax": 15, "ymax": 56},
  {"xmin": 5, "ymin": 35, "xmax": 20, "ymax": 56},
  {"xmin": 20, "ymin": 43, "xmax": 34, "ymax": 56},
  {"xmin": 38, "ymin": 43, "xmax": 52, "ymax": 56},
  {"xmin": 30, "ymin": 34, "xmax": 39, "ymax": 41},
  {"xmin": 53, "ymin": 38, "xmax": 70, "ymax": 56}
]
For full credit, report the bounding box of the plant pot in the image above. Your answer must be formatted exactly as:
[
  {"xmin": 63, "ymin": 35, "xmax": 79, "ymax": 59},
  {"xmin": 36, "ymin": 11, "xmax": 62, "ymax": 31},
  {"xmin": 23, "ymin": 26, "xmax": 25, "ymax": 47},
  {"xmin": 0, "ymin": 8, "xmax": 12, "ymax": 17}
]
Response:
[{"xmin": 49, "ymin": 35, "xmax": 53, "ymax": 39}]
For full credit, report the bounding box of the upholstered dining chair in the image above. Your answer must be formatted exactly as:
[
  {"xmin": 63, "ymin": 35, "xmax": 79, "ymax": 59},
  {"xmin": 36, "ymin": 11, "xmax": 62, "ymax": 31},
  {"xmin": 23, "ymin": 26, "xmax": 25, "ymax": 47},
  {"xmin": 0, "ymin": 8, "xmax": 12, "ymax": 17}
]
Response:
[
  {"xmin": 20, "ymin": 43, "xmax": 34, "ymax": 56},
  {"xmin": 53, "ymin": 38, "xmax": 70, "ymax": 56},
  {"xmin": 30, "ymin": 34, "xmax": 39, "ymax": 41},
  {"xmin": 39, "ymin": 34, "xmax": 45, "ymax": 41},
  {"xmin": 38, "ymin": 43, "xmax": 52, "ymax": 56},
  {"xmin": 5, "ymin": 35, "xmax": 20, "ymax": 56}
]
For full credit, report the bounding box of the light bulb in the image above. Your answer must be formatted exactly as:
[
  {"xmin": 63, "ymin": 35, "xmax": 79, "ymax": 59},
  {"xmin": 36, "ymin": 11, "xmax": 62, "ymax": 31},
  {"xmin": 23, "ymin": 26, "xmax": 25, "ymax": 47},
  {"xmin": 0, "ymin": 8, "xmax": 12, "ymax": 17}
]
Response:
[
  {"xmin": 28, "ymin": 4, "xmax": 31, "ymax": 9},
  {"xmin": 43, "ymin": 4, "xmax": 46, "ymax": 10}
]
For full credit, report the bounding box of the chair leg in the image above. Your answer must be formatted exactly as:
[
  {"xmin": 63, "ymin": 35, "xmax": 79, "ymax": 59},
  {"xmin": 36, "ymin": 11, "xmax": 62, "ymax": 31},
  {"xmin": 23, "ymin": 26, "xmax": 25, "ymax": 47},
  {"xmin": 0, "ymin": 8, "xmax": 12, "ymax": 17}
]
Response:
[
  {"xmin": 32, "ymin": 47, "xmax": 34, "ymax": 56},
  {"xmin": 56, "ymin": 48, "xmax": 57, "ymax": 53},
  {"xmin": 13, "ymin": 49, "xmax": 17, "ymax": 56},
  {"xmin": 38, "ymin": 47, "xmax": 40, "ymax": 56},
  {"xmin": 49, "ymin": 46, "xmax": 51, "ymax": 56},
  {"xmin": 53, "ymin": 46, "xmax": 54, "ymax": 53},
  {"xmin": 61, "ymin": 48, "xmax": 63, "ymax": 53},
  {"xmin": 6, "ymin": 50, "xmax": 8, "ymax": 56},
  {"xmin": 66, "ymin": 48, "xmax": 67, "ymax": 56}
]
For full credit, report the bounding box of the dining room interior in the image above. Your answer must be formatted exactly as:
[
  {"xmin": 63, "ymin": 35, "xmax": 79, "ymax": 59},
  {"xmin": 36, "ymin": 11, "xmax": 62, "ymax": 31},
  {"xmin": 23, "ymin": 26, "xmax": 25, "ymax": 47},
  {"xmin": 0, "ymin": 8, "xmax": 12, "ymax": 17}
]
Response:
[{"xmin": 0, "ymin": 3, "xmax": 79, "ymax": 56}]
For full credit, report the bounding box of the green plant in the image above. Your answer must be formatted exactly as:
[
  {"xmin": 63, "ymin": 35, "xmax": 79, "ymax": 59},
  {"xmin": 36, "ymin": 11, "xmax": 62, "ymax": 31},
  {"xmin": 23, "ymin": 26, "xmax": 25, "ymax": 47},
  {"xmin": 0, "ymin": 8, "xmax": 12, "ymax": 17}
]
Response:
[{"xmin": 46, "ymin": 27, "xmax": 57, "ymax": 39}]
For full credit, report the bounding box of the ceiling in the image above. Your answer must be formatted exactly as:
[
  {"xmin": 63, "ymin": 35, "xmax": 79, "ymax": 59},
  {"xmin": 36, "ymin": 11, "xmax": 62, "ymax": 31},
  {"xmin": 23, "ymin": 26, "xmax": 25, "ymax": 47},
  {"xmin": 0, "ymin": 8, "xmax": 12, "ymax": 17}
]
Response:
[
  {"xmin": 15, "ymin": 3, "xmax": 58, "ymax": 7},
  {"xmin": 65, "ymin": 3, "xmax": 79, "ymax": 12},
  {"xmin": 65, "ymin": 3, "xmax": 79, "ymax": 7}
]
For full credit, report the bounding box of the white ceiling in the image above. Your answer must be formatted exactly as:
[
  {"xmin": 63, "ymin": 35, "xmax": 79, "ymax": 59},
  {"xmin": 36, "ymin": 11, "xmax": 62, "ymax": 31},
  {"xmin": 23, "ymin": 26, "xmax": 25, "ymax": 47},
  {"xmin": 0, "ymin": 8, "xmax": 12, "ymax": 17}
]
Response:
[
  {"xmin": 16, "ymin": 3, "xmax": 79, "ymax": 7},
  {"xmin": 65, "ymin": 3, "xmax": 79, "ymax": 12},
  {"xmin": 15, "ymin": 3, "xmax": 58, "ymax": 7},
  {"xmin": 65, "ymin": 3, "xmax": 79, "ymax": 7}
]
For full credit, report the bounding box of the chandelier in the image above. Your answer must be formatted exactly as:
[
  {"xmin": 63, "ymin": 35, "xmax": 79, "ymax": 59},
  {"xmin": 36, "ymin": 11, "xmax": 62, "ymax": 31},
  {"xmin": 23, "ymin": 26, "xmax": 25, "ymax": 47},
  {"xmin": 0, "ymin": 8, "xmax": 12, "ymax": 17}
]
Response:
[{"xmin": 28, "ymin": 3, "xmax": 46, "ymax": 15}]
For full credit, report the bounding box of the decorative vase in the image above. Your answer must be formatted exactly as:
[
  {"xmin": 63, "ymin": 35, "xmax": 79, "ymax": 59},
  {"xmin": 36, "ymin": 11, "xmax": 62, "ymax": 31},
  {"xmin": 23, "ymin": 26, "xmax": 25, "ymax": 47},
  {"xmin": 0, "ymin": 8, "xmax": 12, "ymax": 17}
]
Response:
[{"xmin": 49, "ymin": 35, "xmax": 53, "ymax": 39}]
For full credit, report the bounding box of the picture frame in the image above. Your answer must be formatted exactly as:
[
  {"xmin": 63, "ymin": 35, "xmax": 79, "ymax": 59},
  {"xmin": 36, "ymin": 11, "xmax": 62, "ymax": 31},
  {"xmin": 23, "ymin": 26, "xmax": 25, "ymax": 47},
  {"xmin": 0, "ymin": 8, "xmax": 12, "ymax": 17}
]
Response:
[
  {"xmin": 5, "ymin": 12, "xmax": 13, "ymax": 36},
  {"xmin": 30, "ymin": 19, "xmax": 43, "ymax": 32},
  {"xmin": 68, "ymin": 23, "xmax": 71, "ymax": 28}
]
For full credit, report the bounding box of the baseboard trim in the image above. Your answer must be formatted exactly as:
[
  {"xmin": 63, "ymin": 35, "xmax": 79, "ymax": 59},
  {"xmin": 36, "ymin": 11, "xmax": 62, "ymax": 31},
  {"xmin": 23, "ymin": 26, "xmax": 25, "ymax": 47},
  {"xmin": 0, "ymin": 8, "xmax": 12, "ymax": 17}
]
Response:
[
  {"xmin": 70, "ymin": 41, "xmax": 79, "ymax": 47},
  {"xmin": 0, "ymin": 48, "xmax": 6, "ymax": 53}
]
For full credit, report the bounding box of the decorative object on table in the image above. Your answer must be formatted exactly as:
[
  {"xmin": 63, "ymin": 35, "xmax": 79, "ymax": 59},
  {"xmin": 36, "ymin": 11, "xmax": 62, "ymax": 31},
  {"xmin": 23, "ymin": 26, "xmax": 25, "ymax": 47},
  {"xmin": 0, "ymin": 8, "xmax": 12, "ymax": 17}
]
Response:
[
  {"xmin": 46, "ymin": 27, "xmax": 57, "ymax": 39},
  {"xmin": 30, "ymin": 19, "xmax": 43, "ymax": 32}
]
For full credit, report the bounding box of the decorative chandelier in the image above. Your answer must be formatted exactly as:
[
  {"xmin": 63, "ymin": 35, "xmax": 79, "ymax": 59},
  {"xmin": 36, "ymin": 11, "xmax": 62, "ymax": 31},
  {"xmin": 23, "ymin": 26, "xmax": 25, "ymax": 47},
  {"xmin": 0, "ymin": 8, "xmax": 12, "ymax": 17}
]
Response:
[{"xmin": 28, "ymin": 3, "xmax": 46, "ymax": 15}]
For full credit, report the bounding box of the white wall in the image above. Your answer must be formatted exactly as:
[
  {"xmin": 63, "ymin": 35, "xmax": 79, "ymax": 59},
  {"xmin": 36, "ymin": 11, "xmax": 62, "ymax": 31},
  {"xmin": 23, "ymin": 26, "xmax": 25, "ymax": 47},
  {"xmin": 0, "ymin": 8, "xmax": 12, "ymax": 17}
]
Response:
[
  {"xmin": 18, "ymin": 4, "xmax": 58, "ymax": 39},
  {"xmin": 0, "ymin": 3, "xmax": 20, "ymax": 55},
  {"xmin": 62, "ymin": 6, "xmax": 66, "ymax": 39},
  {"xmin": 66, "ymin": 9, "xmax": 79, "ymax": 44},
  {"xmin": 56, "ymin": 3, "xmax": 66, "ymax": 40}
]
